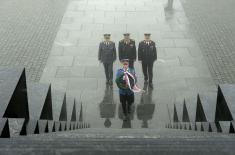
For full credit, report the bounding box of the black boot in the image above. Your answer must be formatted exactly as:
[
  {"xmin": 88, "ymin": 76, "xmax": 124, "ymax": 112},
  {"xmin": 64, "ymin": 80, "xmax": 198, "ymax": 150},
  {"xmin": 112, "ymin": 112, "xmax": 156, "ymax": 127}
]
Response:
[{"xmin": 149, "ymin": 83, "xmax": 153, "ymax": 89}]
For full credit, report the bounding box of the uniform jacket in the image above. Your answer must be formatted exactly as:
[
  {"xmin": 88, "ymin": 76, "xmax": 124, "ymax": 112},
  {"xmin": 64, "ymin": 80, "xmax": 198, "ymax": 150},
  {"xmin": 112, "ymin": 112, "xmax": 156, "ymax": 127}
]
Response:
[
  {"xmin": 98, "ymin": 41, "xmax": 116, "ymax": 63},
  {"xmin": 138, "ymin": 40, "xmax": 157, "ymax": 62},
  {"xmin": 118, "ymin": 39, "xmax": 137, "ymax": 61}
]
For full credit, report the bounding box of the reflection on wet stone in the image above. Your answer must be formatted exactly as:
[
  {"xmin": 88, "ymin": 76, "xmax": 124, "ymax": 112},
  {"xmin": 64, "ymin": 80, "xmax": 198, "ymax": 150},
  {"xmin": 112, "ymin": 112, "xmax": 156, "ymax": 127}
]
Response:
[
  {"xmin": 165, "ymin": 0, "xmax": 174, "ymax": 10},
  {"xmin": 118, "ymin": 104, "xmax": 135, "ymax": 121},
  {"xmin": 122, "ymin": 119, "xmax": 131, "ymax": 129},
  {"xmin": 99, "ymin": 85, "xmax": 116, "ymax": 128},
  {"xmin": 137, "ymin": 88, "xmax": 155, "ymax": 128},
  {"xmin": 164, "ymin": 0, "xmax": 174, "ymax": 20}
]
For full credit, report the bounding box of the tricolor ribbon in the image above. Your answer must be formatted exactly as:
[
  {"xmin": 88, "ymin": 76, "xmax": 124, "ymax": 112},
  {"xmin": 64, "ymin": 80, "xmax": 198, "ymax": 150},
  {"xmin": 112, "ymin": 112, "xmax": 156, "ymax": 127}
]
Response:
[{"xmin": 123, "ymin": 68, "xmax": 142, "ymax": 93}]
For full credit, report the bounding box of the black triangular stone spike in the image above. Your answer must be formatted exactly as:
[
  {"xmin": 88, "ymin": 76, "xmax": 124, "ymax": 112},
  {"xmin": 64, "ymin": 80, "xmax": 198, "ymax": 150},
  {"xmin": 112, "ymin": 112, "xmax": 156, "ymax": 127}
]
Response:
[
  {"xmin": 215, "ymin": 85, "xmax": 234, "ymax": 122},
  {"xmin": 71, "ymin": 100, "xmax": 77, "ymax": 121},
  {"xmin": 208, "ymin": 123, "xmax": 212, "ymax": 132},
  {"xmin": 34, "ymin": 121, "xmax": 39, "ymax": 134},
  {"xmin": 45, "ymin": 121, "xmax": 49, "ymax": 133},
  {"xmin": 173, "ymin": 104, "xmax": 179, "ymax": 122},
  {"xmin": 52, "ymin": 122, "xmax": 56, "ymax": 132},
  {"xmin": 216, "ymin": 122, "xmax": 222, "ymax": 132},
  {"xmin": 0, "ymin": 119, "xmax": 10, "ymax": 138},
  {"xmin": 40, "ymin": 85, "xmax": 53, "ymax": 120},
  {"xmin": 64, "ymin": 122, "xmax": 67, "ymax": 131},
  {"xmin": 201, "ymin": 123, "xmax": 204, "ymax": 131},
  {"xmin": 182, "ymin": 100, "xmax": 190, "ymax": 122},
  {"xmin": 196, "ymin": 94, "xmax": 207, "ymax": 122},
  {"xmin": 20, "ymin": 119, "xmax": 28, "ymax": 136},
  {"xmin": 79, "ymin": 103, "xmax": 83, "ymax": 122},
  {"xmin": 59, "ymin": 122, "xmax": 62, "ymax": 131},
  {"xmin": 1, "ymin": 68, "xmax": 29, "ymax": 119},
  {"xmin": 229, "ymin": 122, "xmax": 235, "ymax": 133},
  {"xmin": 59, "ymin": 94, "xmax": 67, "ymax": 121},
  {"xmin": 209, "ymin": 122, "xmax": 218, "ymax": 132},
  {"xmin": 184, "ymin": 123, "xmax": 187, "ymax": 130},
  {"xmin": 28, "ymin": 83, "xmax": 52, "ymax": 120}
]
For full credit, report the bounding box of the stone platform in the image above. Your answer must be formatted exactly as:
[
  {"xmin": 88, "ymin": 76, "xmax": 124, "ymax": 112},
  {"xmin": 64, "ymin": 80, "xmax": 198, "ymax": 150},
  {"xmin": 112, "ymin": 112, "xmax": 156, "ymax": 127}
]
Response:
[{"xmin": 40, "ymin": 0, "xmax": 216, "ymax": 128}]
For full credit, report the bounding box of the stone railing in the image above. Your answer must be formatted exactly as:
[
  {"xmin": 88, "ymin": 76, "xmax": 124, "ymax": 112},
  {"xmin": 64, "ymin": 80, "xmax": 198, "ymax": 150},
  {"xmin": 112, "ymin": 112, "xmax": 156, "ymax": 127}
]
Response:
[
  {"xmin": 0, "ymin": 67, "xmax": 90, "ymax": 138},
  {"xmin": 166, "ymin": 84, "xmax": 235, "ymax": 134}
]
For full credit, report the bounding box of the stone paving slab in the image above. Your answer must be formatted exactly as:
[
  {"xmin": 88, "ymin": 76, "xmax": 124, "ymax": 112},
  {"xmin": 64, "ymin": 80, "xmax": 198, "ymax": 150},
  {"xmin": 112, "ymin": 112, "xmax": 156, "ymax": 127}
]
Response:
[
  {"xmin": 181, "ymin": 0, "xmax": 235, "ymax": 84},
  {"xmin": 40, "ymin": 0, "xmax": 216, "ymax": 128},
  {"xmin": 0, "ymin": 0, "xmax": 69, "ymax": 81}
]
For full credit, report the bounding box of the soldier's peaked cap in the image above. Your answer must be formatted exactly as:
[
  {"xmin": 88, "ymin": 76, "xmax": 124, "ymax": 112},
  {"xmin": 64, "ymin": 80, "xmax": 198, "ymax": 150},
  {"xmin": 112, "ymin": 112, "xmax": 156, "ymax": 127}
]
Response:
[
  {"xmin": 123, "ymin": 33, "xmax": 130, "ymax": 36},
  {"xmin": 144, "ymin": 33, "xmax": 151, "ymax": 36},
  {"xmin": 104, "ymin": 34, "xmax": 111, "ymax": 37},
  {"xmin": 121, "ymin": 59, "xmax": 129, "ymax": 62}
]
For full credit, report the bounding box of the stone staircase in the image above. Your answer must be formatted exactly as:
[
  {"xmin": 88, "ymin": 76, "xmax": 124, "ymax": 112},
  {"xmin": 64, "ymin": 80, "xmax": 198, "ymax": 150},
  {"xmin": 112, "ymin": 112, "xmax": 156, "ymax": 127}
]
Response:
[
  {"xmin": 1, "ymin": 67, "xmax": 235, "ymax": 154},
  {"xmin": 1, "ymin": 128, "xmax": 235, "ymax": 154}
]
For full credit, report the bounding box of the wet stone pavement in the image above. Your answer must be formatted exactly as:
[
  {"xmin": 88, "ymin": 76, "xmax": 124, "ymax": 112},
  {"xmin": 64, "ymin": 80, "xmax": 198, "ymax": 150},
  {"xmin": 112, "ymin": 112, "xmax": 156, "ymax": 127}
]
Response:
[
  {"xmin": 181, "ymin": 0, "xmax": 235, "ymax": 84},
  {"xmin": 40, "ymin": 0, "xmax": 216, "ymax": 128},
  {"xmin": 0, "ymin": 0, "xmax": 69, "ymax": 81}
]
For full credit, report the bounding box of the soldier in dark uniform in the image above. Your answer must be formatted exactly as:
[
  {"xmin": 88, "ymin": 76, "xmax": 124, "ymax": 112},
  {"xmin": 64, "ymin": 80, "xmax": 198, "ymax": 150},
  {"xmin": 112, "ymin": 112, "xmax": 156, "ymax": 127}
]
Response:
[
  {"xmin": 138, "ymin": 33, "xmax": 157, "ymax": 89},
  {"xmin": 118, "ymin": 33, "xmax": 137, "ymax": 69},
  {"xmin": 98, "ymin": 34, "xmax": 117, "ymax": 86}
]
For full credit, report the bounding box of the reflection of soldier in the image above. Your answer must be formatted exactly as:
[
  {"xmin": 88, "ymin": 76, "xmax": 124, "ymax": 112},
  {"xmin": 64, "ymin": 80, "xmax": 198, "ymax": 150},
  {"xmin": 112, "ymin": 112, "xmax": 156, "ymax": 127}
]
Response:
[
  {"xmin": 137, "ymin": 86, "xmax": 155, "ymax": 128},
  {"xmin": 165, "ymin": 0, "xmax": 174, "ymax": 11},
  {"xmin": 118, "ymin": 103, "xmax": 135, "ymax": 121},
  {"xmin": 99, "ymin": 85, "xmax": 116, "ymax": 128},
  {"xmin": 118, "ymin": 103, "xmax": 133, "ymax": 129},
  {"xmin": 122, "ymin": 119, "xmax": 131, "ymax": 128}
]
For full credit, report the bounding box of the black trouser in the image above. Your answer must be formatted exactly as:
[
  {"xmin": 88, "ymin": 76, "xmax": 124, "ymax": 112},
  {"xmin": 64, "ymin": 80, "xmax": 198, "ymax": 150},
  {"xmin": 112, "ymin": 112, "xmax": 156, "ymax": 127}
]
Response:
[
  {"xmin": 103, "ymin": 63, "xmax": 113, "ymax": 81},
  {"xmin": 142, "ymin": 61, "xmax": 154, "ymax": 83},
  {"xmin": 120, "ymin": 94, "xmax": 134, "ymax": 115}
]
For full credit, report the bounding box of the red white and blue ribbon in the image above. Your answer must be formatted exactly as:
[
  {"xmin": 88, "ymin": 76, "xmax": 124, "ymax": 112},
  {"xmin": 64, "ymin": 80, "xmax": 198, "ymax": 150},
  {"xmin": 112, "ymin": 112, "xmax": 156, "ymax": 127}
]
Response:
[{"xmin": 123, "ymin": 68, "xmax": 142, "ymax": 93}]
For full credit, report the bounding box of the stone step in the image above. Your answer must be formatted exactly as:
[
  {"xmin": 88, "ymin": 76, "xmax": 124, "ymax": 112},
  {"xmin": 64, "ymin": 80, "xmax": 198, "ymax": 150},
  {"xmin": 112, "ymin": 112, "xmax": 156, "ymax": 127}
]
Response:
[
  {"xmin": 0, "ymin": 136, "xmax": 235, "ymax": 155},
  {"xmin": 0, "ymin": 128, "xmax": 235, "ymax": 154}
]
